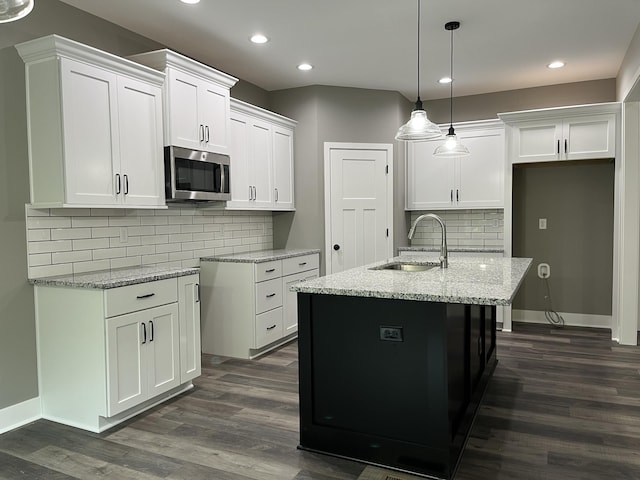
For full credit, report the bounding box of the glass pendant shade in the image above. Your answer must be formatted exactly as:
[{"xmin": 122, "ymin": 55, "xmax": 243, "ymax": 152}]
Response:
[
  {"xmin": 0, "ymin": 0, "xmax": 33, "ymax": 23},
  {"xmin": 433, "ymin": 127, "xmax": 470, "ymax": 157},
  {"xmin": 396, "ymin": 99, "xmax": 443, "ymax": 141}
]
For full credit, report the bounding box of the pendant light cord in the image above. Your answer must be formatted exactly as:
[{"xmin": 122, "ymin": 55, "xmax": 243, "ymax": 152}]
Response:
[
  {"xmin": 415, "ymin": 0, "xmax": 422, "ymax": 109},
  {"xmin": 449, "ymin": 25, "xmax": 454, "ymax": 129}
]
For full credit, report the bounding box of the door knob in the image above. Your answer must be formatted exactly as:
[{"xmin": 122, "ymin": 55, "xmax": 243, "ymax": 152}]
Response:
[{"xmin": 333, "ymin": 244, "xmax": 340, "ymax": 251}]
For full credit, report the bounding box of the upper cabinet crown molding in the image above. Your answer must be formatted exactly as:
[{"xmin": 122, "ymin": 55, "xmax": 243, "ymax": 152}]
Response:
[
  {"xmin": 127, "ymin": 49, "xmax": 238, "ymax": 89},
  {"xmin": 230, "ymin": 98, "xmax": 298, "ymax": 129},
  {"xmin": 498, "ymin": 102, "xmax": 621, "ymax": 124},
  {"xmin": 16, "ymin": 34, "xmax": 165, "ymax": 86}
]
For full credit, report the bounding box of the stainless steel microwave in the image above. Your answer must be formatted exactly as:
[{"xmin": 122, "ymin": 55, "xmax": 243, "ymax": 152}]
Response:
[{"xmin": 164, "ymin": 146, "xmax": 231, "ymax": 202}]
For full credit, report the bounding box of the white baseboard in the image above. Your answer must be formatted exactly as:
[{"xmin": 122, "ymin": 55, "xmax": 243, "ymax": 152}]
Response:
[
  {"xmin": 512, "ymin": 309, "xmax": 612, "ymax": 330},
  {"xmin": 0, "ymin": 397, "xmax": 41, "ymax": 435}
]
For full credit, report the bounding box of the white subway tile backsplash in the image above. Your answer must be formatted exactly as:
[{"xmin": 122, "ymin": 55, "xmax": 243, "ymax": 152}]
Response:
[
  {"xmin": 409, "ymin": 209, "xmax": 504, "ymax": 249},
  {"xmin": 26, "ymin": 205, "xmax": 274, "ymax": 278}
]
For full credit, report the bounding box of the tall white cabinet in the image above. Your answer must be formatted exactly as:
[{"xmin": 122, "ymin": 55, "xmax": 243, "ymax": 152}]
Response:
[
  {"xmin": 128, "ymin": 49, "xmax": 238, "ymax": 155},
  {"xmin": 226, "ymin": 99, "xmax": 296, "ymax": 211},
  {"xmin": 406, "ymin": 120, "xmax": 505, "ymax": 210},
  {"xmin": 34, "ymin": 272, "xmax": 201, "ymax": 432},
  {"xmin": 16, "ymin": 35, "xmax": 166, "ymax": 208}
]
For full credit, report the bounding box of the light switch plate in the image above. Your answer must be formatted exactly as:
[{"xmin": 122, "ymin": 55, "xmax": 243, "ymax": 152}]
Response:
[{"xmin": 539, "ymin": 218, "xmax": 547, "ymax": 230}]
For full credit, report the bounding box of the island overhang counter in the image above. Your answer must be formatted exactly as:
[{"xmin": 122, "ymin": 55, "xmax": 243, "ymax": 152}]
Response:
[{"xmin": 291, "ymin": 255, "xmax": 532, "ymax": 480}]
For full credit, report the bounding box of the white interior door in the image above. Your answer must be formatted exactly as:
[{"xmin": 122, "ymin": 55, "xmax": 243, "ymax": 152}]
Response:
[{"xmin": 324, "ymin": 143, "xmax": 393, "ymax": 274}]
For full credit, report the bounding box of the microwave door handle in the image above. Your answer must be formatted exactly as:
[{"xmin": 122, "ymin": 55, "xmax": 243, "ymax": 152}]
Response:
[{"xmin": 220, "ymin": 163, "xmax": 226, "ymax": 195}]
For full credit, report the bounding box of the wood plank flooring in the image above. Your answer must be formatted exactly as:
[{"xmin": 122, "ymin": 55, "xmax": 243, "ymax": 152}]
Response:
[{"xmin": 1, "ymin": 322, "xmax": 640, "ymax": 479}]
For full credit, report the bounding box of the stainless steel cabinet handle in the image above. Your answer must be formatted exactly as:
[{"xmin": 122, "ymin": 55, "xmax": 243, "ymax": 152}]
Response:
[
  {"xmin": 249, "ymin": 185, "xmax": 252, "ymax": 201},
  {"xmin": 275, "ymin": 188, "xmax": 278, "ymax": 202},
  {"xmin": 195, "ymin": 283, "xmax": 200, "ymax": 303},
  {"xmin": 115, "ymin": 174, "xmax": 121, "ymax": 194},
  {"xmin": 557, "ymin": 139, "xmax": 560, "ymax": 154},
  {"xmin": 266, "ymin": 293, "xmax": 276, "ymax": 298},
  {"xmin": 200, "ymin": 124, "xmax": 205, "ymax": 142},
  {"xmin": 124, "ymin": 174, "xmax": 129, "ymax": 195},
  {"xmin": 149, "ymin": 320, "xmax": 154, "ymax": 342},
  {"xmin": 266, "ymin": 324, "xmax": 277, "ymax": 331},
  {"xmin": 253, "ymin": 186, "xmax": 257, "ymax": 200},
  {"xmin": 298, "ymin": 262, "xmax": 307, "ymax": 266},
  {"xmin": 205, "ymin": 125, "xmax": 210, "ymax": 143},
  {"xmin": 564, "ymin": 139, "xmax": 568, "ymax": 154},
  {"xmin": 265, "ymin": 268, "xmax": 276, "ymax": 273},
  {"xmin": 456, "ymin": 189, "xmax": 459, "ymax": 202},
  {"xmin": 450, "ymin": 189, "xmax": 453, "ymax": 202},
  {"xmin": 477, "ymin": 336, "xmax": 482, "ymax": 357},
  {"xmin": 136, "ymin": 293, "xmax": 155, "ymax": 299}
]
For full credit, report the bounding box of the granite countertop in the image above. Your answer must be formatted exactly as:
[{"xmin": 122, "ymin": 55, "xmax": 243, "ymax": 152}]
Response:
[
  {"xmin": 291, "ymin": 254, "xmax": 532, "ymax": 306},
  {"xmin": 29, "ymin": 265, "xmax": 200, "ymax": 289},
  {"xmin": 398, "ymin": 246, "xmax": 505, "ymax": 253},
  {"xmin": 201, "ymin": 248, "xmax": 320, "ymax": 263}
]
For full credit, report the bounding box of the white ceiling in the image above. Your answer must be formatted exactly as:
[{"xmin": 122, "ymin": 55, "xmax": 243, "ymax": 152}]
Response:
[{"xmin": 59, "ymin": 0, "xmax": 640, "ymax": 101}]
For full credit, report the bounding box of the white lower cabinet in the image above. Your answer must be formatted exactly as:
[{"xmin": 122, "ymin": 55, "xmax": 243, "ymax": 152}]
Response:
[
  {"xmin": 34, "ymin": 273, "xmax": 201, "ymax": 432},
  {"xmin": 200, "ymin": 252, "xmax": 319, "ymax": 359}
]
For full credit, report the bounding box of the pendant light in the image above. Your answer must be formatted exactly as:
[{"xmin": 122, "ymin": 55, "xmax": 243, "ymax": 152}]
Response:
[
  {"xmin": 395, "ymin": 0, "xmax": 442, "ymax": 141},
  {"xmin": 0, "ymin": 0, "xmax": 34, "ymax": 23},
  {"xmin": 433, "ymin": 21, "xmax": 470, "ymax": 157}
]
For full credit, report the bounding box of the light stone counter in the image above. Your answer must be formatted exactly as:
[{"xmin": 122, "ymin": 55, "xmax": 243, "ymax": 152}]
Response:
[
  {"xmin": 201, "ymin": 248, "xmax": 320, "ymax": 263},
  {"xmin": 398, "ymin": 246, "xmax": 504, "ymax": 254},
  {"xmin": 291, "ymin": 254, "xmax": 532, "ymax": 305},
  {"xmin": 29, "ymin": 265, "xmax": 199, "ymax": 289}
]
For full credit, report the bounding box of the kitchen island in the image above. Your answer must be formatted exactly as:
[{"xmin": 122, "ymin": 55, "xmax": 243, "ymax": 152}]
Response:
[{"xmin": 291, "ymin": 255, "xmax": 531, "ymax": 480}]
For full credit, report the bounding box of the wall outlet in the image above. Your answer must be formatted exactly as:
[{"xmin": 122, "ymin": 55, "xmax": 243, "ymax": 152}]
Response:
[
  {"xmin": 538, "ymin": 263, "xmax": 550, "ymax": 278},
  {"xmin": 538, "ymin": 218, "xmax": 547, "ymax": 230}
]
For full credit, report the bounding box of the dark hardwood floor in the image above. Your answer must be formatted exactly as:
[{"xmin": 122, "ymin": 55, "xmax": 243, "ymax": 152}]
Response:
[{"xmin": 1, "ymin": 322, "xmax": 640, "ymax": 479}]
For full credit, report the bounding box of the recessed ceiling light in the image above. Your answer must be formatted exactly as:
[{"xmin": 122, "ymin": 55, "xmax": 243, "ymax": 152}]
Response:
[
  {"xmin": 250, "ymin": 34, "xmax": 269, "ymax": 44},
  {"xmin": 180, "ymin": 0, "xmax": 200, "ymax": 3},
  {"xmin": 439, "ymin": 77, "xmax": 453, "ymax": 84},
  {"xmin": 297, "ymin": 63, "xmax": 313, "ymax": 71},
  {"xmin": 548, "ymin": 61, "xmax": 565, "ymax": 69}
]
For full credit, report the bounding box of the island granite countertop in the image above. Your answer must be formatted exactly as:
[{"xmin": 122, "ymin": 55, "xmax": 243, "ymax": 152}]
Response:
[
  {"xmin": 29, "ymin": 265, "xmax": 199, "ymax": 289},
  {"xmin": 291, "ymin": 254, "xmax": 532, "ymax": 305},
  {"xmin": 201, "ymin": 248, "xmax": 320, "ymax": 263},
  {"xmin": 398, "ymin": 246, "xmax": 504, "ymax": 254}
]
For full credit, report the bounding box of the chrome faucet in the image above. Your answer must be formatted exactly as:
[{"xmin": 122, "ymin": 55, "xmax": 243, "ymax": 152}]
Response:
[{"xmin": 408, "ymin": 213, "xmax": 448, "ymax": 268}]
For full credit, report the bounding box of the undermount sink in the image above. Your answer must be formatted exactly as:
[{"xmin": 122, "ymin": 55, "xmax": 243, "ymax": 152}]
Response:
[{"xmin": 370, "ymin": 262, "xmax": 437, "ymax": 272}]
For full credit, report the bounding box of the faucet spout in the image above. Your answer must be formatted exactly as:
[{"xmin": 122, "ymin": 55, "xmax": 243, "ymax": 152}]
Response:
[{"xmin": 408, "ymin": 213, "xmax": 448, "ymax": 268}]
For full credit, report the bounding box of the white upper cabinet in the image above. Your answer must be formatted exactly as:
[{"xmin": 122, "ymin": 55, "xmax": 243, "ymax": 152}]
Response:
[
  {"xmin": 128, "ymin": 50, "xmax": 238, "ymax": 155},
  {"xmin": 16, "ymin": 35, "xmax": 165, "ymax": 209},
  {"xmin": 16, "ymin": 35, "xmax": 165, "ymax": 208},
  {"xmin": 499, "ymin": 103, "xmax": 619, "ymax": 164},
  {"xmin": 227, "ymin": 99, "xmax": 297, "ymax": 211},
  {"xmin": 406, "ymin": 120, "xmax": 505, "ymax": 210}
]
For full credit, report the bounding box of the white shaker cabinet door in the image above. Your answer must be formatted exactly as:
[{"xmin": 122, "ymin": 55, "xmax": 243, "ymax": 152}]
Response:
[
  {"xmin": 272, "ymin": 125, "xmax": 295, "ymax": 210},
  {"xmin": 145, "ymin": 304, "xmax": 180, "ymax": 398},
  {"xmin": 60, "ymin": 58, "xmax": 119, "ymax": 205},
  {"xmin": 406, "ymin": 140, "xmax": 456, "ymax": 210},
  {"xmin": 228, "ymin": 112, "xmax": 253, "ymax": 207},
  {"xmin": 200, "ymin": 81, "xmax": 230, "ymax": 155},
  {"xmin": 249, "ymin": 119, "xmax": 274, "ymax": 208},
  {"xmin": 512, "ymin": 120, "xmax": 561, "ymax": 163},
  {"xmin": 166, "ymin": 70, "xmax": 201, "ymax": 150},
  {"xmin": 178, "ymin": 274, "xmax": 201, "ymax": 384},
  {"xmin": 117, "ymin": 76, "xmax": 165, "ymax": 206}
]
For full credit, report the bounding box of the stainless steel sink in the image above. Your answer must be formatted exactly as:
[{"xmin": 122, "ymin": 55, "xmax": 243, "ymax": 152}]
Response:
[{"xmin": 370, "ymin": 262, "xmax": 437, "ymax": 272}]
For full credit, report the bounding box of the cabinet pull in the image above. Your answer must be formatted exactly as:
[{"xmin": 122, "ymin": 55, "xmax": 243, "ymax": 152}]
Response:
[
  {"xmin": 195, "ymin": 283, "xmax": 200, "ymax": 303},
  {"xmin": 477, "ymin": 336, "xmax": 482, "ymax": 357},
  {"xmin": 266, "ymin": 293, "xmax": 276, "ymax": 298},
  {"xmin": 450, "ymin": 189, "xmax": 453, "ymax": 202},
  {"xmin": 564, "ymin": 139, "xmax": 568, "ymax": 154},
  {"xmin": 253, "ymin": 186, "xmax": 257, "ymax": 200},
  {"xmin": 115, "ymin": 174, "xmax": 121, "ymax": 194},
  {"xmin": 266, "ymin": 324, "xmax": 277, "ymax": 331},
  {"xmin": 123, "ymin": 174, "xmax": 129, "ymax": 195},
  {"xmin": 298, "ymin": 262, "xmax": 307, "ymax": 266},
  {"xmin": 200, "ymin": 124, "xmax": 205, "ymax": 142},
  {"xmin": 557, "ymin": 139, "xmax": 560, "ymax": 154},
  {"xmin": 249, "ymin": 185, "xmax": 252, "ymax": 201},
  {"xmin": 205, "ymin": 125, "xmax": 210, "ymax": 143},
  {"xmin": 136, "ymin": 293, "xmax": 155, "ymax": 299},
  {"xmin": 456, "ymin": 189, "xmax": 459, "ymax": 202},
  {"xmin": 149, "ymin": 320, "xmax": 154, "ymax": 342},
  {"xmin": 265, "ymin": 268, "xmax": 276, "ymax": 273},
  {"xmin": 275, "ymin": 188, "xmax": 278, "ymax": 202},
  {"xmin": 141, "ymin": 322, "xmax": 147, "ymax": 344}
]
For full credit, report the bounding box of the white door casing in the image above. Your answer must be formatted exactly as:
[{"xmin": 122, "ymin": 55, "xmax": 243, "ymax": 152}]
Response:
[{"xmin": 324, "ymin": 143, "xmax": 393, "ymax": 274}]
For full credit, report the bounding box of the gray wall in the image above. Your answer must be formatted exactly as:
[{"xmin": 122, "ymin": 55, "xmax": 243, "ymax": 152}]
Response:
[
  {"xmin": 0, "ymin": 1, "xmax": 163, "ymax": 411},
  {"xmin": 269, "ymin": 86, "xmax": 410, "ymax": 274},
  {"xmin": 424, "ymin": 79, "xmax": 616, "ymax": 123},
  {"xmin": 512, "ymin": 160, "xmax": 615, "ymax": 315}
]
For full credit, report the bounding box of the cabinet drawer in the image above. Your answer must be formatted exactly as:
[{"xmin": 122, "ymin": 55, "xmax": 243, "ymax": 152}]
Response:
[
  {"xmin": 255, "ymin": 277, "xmax": 283, "ymax": 314},
  {"xmin": 255, "ymin": 260, "xmax": 282, "ymax": 282},
  {"xmin": 282, "ymin": 254, "xmax": 319, "ymax": 276},
  {"xmin": 255, "ymin": 307, "xmax": 283, "ymax": 349},
  {"xmin": 105, "ymin": 278, "xmax": 177, "ymax": 318}
]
